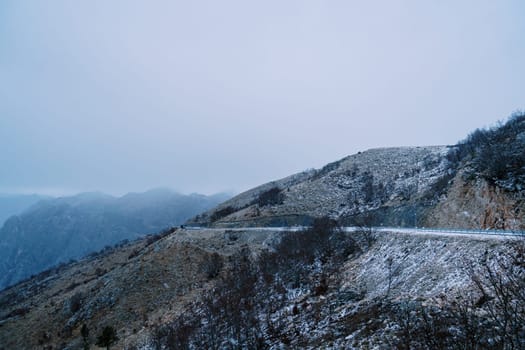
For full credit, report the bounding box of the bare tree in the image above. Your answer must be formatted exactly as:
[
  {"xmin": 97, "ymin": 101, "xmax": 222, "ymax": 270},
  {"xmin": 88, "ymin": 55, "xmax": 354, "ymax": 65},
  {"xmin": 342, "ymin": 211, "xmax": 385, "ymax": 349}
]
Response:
[
  {"xmin": 354, "ymin": 211, "xmax": 377, "ymax": 249},
  {"xmin": 469, "ymin": 241, "xmax": 525, "ymax": 349}
]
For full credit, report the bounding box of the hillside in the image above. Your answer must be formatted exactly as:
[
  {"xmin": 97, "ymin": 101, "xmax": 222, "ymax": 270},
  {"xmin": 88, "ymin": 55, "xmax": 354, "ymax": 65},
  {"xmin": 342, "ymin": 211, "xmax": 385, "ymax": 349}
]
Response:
[
  {"xmin": 189, "ymin": 145, "xmax": 525, "ymax": 231},
  {"xmin": 0, "ymin": 189, "xmax": 229, "ymax": 290},
  {"xmin": 188, "ymin": 146, "xmax": 450, "ymax": 227},
  {"xmin": 1, "ymin": 115, "xmax": 525, "ymax": 349},
  {"xmin": 189, "ymin": 115, "xmax": 525, "ymax": 231},
  {"xmin": 0, "ymin": 225, "xmax": 518, "ymax": 349}
]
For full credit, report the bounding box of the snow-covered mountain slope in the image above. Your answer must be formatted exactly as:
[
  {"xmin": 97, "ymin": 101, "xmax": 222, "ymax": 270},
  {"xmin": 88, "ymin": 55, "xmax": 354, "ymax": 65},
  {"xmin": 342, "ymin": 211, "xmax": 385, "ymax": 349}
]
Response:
[
  {"xmin": 0, "ymin": 226, "xmax": 515, "ymax": 349},
  {"xmin": 190, "ymin": 114, "xmax": 525, "ymax": 231},
  {"xmin": 2, "ymin": 115, "xmax": 525, "ymax": 349},
  {"xmin": 189, "ymin": 146, "xmax": 453, "ymax": 227}
]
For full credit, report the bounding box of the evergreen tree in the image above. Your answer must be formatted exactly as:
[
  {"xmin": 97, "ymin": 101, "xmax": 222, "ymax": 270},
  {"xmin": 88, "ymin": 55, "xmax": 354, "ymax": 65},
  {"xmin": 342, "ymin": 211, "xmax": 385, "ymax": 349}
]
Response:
[
  {"xmin": 81, "ymin": 324, "xmax": 90, "ymax": 350},
  {"xmin": 95, "ymin": 326, "xmax": 118, "ymax": 350}
]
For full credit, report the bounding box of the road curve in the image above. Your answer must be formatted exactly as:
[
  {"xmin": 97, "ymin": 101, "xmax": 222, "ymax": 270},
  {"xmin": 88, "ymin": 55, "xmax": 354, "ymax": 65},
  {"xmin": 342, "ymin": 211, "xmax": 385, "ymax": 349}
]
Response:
[{"xmin": 185, "ymin": 225, "xmax": 524, "ymax": 237}]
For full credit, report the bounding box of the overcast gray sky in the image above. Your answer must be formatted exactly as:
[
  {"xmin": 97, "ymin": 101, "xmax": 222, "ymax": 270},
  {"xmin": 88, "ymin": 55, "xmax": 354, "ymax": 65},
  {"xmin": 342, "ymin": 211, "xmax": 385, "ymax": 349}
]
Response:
[{"xmin": 1, "ymin": 1, "xmax": 524, "ymax": 196}]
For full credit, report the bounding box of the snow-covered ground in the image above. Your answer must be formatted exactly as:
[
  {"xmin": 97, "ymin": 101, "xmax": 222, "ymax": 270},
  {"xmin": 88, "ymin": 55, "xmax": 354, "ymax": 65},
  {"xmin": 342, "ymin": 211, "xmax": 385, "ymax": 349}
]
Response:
[{"xmin": 187, "ymin": 225, "xmax": 523, "ymax": 238}]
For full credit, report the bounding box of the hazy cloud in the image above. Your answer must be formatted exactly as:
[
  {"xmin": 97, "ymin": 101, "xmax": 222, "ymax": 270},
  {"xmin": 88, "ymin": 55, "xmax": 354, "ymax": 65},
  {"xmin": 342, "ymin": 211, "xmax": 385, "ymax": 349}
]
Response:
[{"xmin": 1, "ymin": 0, "xmax": 524, "ymax": 195}]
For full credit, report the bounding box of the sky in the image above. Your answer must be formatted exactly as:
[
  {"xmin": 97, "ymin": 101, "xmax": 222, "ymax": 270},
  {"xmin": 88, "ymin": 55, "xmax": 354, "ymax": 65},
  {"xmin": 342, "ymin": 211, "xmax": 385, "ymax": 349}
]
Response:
[{"xmin": 1, "ymin": 1, "xmax": 524, "ymax": 196}]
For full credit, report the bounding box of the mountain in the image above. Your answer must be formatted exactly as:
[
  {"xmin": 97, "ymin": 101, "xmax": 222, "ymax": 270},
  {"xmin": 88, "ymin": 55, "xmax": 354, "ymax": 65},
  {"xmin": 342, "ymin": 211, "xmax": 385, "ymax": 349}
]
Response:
[
  {"xmin": 1, "ymin": 114, "xmax": 524, "ymax": 349},
  {"xmin": 0, "ymin": 189, "xmax": 230, "ymax": 290},
  {"xmin": 0, "ymin": 194, "xmax": 50, "ymax": 226},
  {"xmin": 0, "ymin": 222, "xmax": 518, "ymax": 349},
  {"xmin": 189, "ymin": 114, "xmax": 525, "ymax": 231},
  {"xmin": 188, "ymin": 145, "xmax": 452, "ymax": 228}
]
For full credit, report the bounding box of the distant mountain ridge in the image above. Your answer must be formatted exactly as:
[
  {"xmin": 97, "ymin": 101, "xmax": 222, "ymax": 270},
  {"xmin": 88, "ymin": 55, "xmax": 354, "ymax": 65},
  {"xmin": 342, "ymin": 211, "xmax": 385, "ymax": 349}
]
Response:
[
  {"xmin": 0, "ymin": 194, "xmax": 50, "ymax": 226},
  {"xmin": 0, "ymin": 189, "xmax": 230, "ymax": 290}
]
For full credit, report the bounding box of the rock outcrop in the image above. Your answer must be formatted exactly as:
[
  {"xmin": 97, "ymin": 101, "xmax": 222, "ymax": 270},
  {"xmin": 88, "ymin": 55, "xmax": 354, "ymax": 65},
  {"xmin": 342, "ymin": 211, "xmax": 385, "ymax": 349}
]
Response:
[{"xmin": 189, "ymin": 145, "xmax": 525, "ymax": 231}]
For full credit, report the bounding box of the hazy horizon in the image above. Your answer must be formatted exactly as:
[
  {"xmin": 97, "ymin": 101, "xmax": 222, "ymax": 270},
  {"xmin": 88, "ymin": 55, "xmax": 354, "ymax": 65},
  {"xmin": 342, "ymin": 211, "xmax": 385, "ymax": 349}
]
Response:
[
  {"xmin": 0, "ymin": 186, "xmax": 234, "ymax": 198},
  {"xmin": 2, "ymin": 1, "xmax": 524, "ymax": 196}
]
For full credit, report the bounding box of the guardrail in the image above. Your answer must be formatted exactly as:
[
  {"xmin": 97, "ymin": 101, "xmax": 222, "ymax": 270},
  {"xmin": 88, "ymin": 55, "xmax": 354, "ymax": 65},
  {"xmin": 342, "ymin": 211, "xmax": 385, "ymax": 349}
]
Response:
[
  {"xmin": 186, "ymin": 225, "xmax": 525, "ymax": 237},
  {"xmin": 375, "ymin": 226, "xmax": 525, "ymax": 236}
]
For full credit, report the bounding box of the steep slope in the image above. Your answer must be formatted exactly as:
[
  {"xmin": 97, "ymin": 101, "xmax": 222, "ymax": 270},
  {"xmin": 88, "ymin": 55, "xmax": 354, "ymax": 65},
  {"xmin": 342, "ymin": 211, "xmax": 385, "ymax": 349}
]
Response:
[
  {"xmin": 423, "ymin": 113, "xmax": 525, "ymax": 230},
  {"xmin": 0, "ymin": 227, "xmax": 275, "ymax": 349},
  {"xmin": 424, "ymin": 171, "xmax": 525, "ymax": 230},
  {"xmin": 190, "ymin": 114, "xmax": 525, "ymax": 231},
  {"xmin": 0, "ymin": 226, "xmax": 515, "ymax": 349},
  {"xmin": 2, "ymin": 115, "xmax": 525, "ymax": 349},
  {"xmin": 0, "ymin": 189, "xmax": 229, "ymax": 290}
]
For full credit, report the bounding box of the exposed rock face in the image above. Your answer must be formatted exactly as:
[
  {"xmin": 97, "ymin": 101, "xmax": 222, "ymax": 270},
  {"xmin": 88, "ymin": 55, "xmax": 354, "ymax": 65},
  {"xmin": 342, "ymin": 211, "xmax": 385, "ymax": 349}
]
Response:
[
  {"xmin": 424, "ymin": 171, "xmax": 524, "ymax": 230},
  {"xmin": 190, "ymin": 145, "xmax": 525, "ymax": 231}
]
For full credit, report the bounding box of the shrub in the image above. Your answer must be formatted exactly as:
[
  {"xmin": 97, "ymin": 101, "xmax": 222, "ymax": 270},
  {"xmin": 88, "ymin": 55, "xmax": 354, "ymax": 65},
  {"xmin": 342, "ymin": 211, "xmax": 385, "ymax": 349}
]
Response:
[
  {"xmin": 201, "ymin": 252, "xmax": 223, "ymax": 279},
  {"xmin": 450, "ymin": 112, "xmax": 525, "ymax": 191},
  {"xmin": 311, "ymin": 159, "xmax": 343, "ymax": 180},
  {"xmin": 210, "ymin": 206, "xmax": 236, "ymax": 222},
  {"xmin": 69, "ymin": 292, "xmax": 83, "ymax": 313},
  {"xmin": 361, "ymin": 172, "xmax": 375, "ymax": 202},
  {"xmin": 96, "ymin": 326, "xmax": 119, "ymax": 350},
  {"xmin": 151, "ymin": 218, "xmax": 360, "ymax": 349},
  {"xmin": 81, "ymin": 324, "xmax": 90, "ymax": 350},
  {"xmin": 254, "ymin": 187, "xmax": 284, "ymax": 207},
  {"xmin": 386, "ymin": 240, "xmax": 525, "ymax": 349}
]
